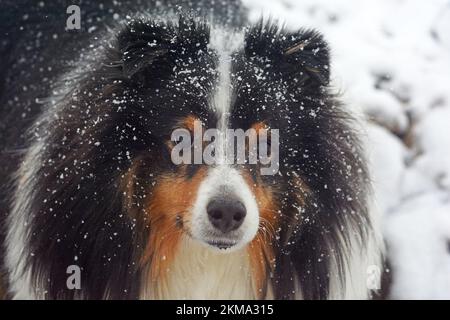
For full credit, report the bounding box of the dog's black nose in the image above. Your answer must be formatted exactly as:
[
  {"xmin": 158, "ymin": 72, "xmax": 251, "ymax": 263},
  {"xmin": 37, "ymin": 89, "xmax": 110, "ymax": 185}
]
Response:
[{"xmin": 207, "ymin": 197, "xmax": 246, "ymax": 233}]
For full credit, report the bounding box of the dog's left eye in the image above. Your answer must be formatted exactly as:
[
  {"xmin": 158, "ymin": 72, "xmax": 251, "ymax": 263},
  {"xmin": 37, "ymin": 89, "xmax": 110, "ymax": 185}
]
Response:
[{"xmin": 168, "ymin": 129, "xmax": 194, "ymax": 149}]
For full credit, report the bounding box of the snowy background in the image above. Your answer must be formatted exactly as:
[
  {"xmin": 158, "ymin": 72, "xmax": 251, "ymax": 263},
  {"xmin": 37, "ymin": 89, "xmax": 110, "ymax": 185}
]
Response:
[{"xmin": 243, "ymin": 0, "xmax": 450, "ymax": 299}]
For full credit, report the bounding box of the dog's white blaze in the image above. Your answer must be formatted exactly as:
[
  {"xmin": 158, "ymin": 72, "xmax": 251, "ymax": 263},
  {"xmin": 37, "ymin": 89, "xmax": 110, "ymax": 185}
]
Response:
[
  {"xmin": 208, "ymin": 28, "xmax": 244, "ymax": 164},
  {"xmin": 144, "ymin": 30, "xmax": 264, "ymax": 299},
  {"xmin": 208, "ymin": 28, "xmax": 243, "ymax": 125},
  {"xmin": 188, "ymin": 27, "xmax": 259, "ymax": 246}
]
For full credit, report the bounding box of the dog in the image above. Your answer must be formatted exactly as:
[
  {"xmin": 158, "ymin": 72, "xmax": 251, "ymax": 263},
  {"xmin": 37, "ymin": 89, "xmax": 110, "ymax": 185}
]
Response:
[{"xmin": 0, "ymin": 0, "xmax": 383, "ymax": 299}]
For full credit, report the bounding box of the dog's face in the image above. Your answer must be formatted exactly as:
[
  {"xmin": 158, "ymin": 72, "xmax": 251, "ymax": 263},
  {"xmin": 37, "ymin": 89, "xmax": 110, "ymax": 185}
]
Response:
[
  {"xmin": 113, "ymin": 17, "xmax": 331, "ymax": 259},
  {"xmin": 17, "ymin": 16, "xmax": 372, "ymax": 299}
]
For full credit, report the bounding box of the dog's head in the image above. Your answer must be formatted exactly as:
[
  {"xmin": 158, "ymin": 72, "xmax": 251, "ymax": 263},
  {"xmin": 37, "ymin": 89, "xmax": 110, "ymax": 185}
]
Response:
[
  {"xmin": 22, "ymin": 16, "xmax": 373, "ymax": 299},
  {"xmin": 114, "ymin": 16, "xmax": 334, "ymax": 251}
]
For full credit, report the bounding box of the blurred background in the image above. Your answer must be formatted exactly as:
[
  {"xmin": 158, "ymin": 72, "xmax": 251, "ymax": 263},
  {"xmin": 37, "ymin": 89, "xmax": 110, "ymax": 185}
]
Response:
[{"xmin": 242, "ymin": 0, "xmax": 450, "ymax": 299}]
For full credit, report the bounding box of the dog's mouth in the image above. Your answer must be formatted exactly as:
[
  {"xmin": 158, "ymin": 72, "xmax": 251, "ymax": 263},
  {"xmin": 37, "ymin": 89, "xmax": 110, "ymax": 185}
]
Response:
[
  {"xmin": 185, "ymin": 232, "xmax": 240, "ymax": 251},
  {"xmin": 205, "ymin": 239, "xmax": 238, "ymax": 250}
]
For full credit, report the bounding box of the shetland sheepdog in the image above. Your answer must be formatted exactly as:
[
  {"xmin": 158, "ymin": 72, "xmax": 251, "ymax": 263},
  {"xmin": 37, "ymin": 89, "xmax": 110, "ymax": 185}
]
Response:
[{"xmin": 0, "ymin": 0, "xmax": 383, "ymax": 299}]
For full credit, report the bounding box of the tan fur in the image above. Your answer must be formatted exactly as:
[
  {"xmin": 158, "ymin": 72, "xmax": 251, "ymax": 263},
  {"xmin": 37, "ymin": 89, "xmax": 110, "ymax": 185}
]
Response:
[{"xmin": 141, "ymin": 168, "xmax": 208, "ymax": 283}]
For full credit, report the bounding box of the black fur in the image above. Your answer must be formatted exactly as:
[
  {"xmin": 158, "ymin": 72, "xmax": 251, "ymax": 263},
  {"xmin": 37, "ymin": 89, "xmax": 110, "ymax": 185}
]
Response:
[
  {"xmin": 231, "ymin": 21, "xmax": 372, "ymax": 299},
  {"xmin": 6, "ymin": 16, "xmax": 219, "ymax": 300},
  {"xmin": 0, "ymin": 0, "xmax": 241, "ymax": 299}
]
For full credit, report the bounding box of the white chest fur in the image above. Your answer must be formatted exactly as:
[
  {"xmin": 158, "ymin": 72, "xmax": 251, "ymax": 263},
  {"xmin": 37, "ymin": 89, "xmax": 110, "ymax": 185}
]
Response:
[{"xmin": 142, "ymin": 237, "xmax": 258, "ymax": 299}]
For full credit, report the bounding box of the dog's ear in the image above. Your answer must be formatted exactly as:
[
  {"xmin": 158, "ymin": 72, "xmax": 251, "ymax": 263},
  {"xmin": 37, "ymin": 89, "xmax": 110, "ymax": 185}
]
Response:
[
  {"xmin": 245, "ymin": 21, "xmax": 330, "ymax": 87},
  {"xmin": 114, "ymin": 17, "xmax": 210, "ymax": 79},
  {"xmin": 116, "ymin": 19, "xmax": 174, "ymax": 78}
]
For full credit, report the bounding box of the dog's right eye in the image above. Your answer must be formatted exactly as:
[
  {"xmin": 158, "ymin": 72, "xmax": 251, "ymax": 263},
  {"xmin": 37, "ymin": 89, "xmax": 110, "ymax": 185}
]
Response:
[
  {"xmin": 173, "ymin": 135, "xmax": 184, "ymax": 145},
  {"xmin": 168, "ymin": 129, "xmax": 194, "ymax": 150}
]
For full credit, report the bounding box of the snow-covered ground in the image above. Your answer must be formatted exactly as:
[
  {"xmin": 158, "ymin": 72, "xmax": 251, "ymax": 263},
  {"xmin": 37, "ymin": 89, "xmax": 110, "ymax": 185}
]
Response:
[{"xmin": 243, "ymin": 0, "xmax": 450, "ymax": 299}]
